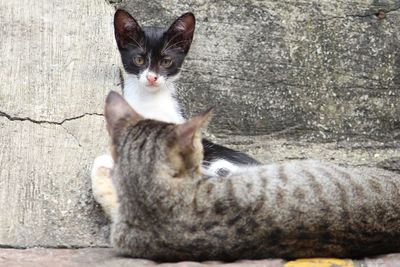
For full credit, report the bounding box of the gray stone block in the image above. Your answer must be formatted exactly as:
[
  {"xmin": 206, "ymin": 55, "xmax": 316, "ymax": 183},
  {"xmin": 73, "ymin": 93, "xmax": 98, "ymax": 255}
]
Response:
[
  {"xmin": 117, "ymin": 0, "xmax": 400, "ymax": 140},
  {"xmin": 0, "ymin": 0, "xmax": 120, "ymax": 247}
]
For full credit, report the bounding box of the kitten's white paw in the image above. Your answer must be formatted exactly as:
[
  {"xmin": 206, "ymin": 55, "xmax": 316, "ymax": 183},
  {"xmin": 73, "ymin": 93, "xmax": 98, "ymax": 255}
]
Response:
[
  {"xmin": 202, "ymin": 159, "xmax": 239, "ymax": 177},
  {"xmin": 91, "ymin": 154, "xmax": 114, "ymax": 177},
  {"xmin": 91, "ymin": 154, "xmax": 119, "ymax": 220}
]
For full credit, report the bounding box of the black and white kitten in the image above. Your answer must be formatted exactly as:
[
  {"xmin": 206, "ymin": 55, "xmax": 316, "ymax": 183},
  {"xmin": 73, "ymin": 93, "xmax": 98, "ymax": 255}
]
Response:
[
  {"xmin": 114, "ymin": 9, "xmax": 189, "ymax": 124},
  {"xmin": 92, "ymin": 10, "xmax": 259, "ymax": 181}
]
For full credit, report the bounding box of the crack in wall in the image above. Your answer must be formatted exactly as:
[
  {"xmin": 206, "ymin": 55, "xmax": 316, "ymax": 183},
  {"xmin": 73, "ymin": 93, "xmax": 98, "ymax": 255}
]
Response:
[
  {"xmin": 0, "ymin": 111, "xmax": 105, "ymax": 148},
  {"xmin": 61, "ymin": 126, "xmax": 83, "ymax": 148},
  {"xmin": 0, "ymin": 111, "xmax": 103, "ymax": 126}
]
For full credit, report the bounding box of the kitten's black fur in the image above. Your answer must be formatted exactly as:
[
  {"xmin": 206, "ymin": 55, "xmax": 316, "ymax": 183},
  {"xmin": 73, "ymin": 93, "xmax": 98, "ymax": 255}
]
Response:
[
  {"xmin": 202, "ymin": 139, "xmax": 260, "ymax": 166},
  {"xmin": 114, "ymin": 10, "xmax": 261, "ymax": 174}
]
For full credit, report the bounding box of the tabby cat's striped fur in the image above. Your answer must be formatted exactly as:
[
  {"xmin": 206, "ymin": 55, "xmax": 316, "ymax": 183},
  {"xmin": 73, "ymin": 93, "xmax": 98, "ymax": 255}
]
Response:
[{"xmin": 95, "ymin": 91, "xmax": 400, "ymax": 261}]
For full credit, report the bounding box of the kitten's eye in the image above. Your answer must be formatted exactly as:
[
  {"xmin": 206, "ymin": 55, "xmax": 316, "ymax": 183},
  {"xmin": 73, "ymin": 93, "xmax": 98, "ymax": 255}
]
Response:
[
  {"xmin": 161, "ymin": 57, "xmax": 173, "ymax": 68},
  {"xmin": 133, "ymin": 56, "xmax": 145, "ymax": 66}
]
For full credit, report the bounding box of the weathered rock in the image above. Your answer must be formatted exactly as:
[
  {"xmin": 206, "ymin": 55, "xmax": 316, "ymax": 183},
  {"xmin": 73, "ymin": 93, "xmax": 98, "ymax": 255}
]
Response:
[
  {"xmin": 117, "ymin": 0, "xmax": 400, "ymax": 140},
  {"xmin": 0, "ymin": 0, "xmax": 120, "ymax": 247}
]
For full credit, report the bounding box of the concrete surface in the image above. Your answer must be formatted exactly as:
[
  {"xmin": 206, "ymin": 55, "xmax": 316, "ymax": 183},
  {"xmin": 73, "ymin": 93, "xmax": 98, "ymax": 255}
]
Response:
[
  {"xmin": 0, "ymin": 0, "xmax": 119, "ymax": 247},
  {"xmin": 2, "ymin": 248, "xmax": 400, "ymax": 267}
]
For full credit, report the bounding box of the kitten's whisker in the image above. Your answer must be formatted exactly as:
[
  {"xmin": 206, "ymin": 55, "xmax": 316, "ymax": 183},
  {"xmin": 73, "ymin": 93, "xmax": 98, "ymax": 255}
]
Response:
[
  {"xmin": 161, "ymin": 27, "xmax": 193, "ymax": 54},
  {"xmin": 161, "ymin": 32, "xmax": 183, "ymax": 53},
  {"xmin": 162, "ymin": 40, "xmax": 190, "ymax": 54},
  {"xmin": 165, "ymin": 82, "xmax": 178, "ymax": 95},
  {"xmin": 127, "ymin": 37, "xmax": 144, "ymax": 51}
]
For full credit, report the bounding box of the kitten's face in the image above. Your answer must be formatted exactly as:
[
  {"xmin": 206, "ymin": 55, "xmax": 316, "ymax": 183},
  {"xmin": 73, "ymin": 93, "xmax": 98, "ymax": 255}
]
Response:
[
  {"xmin": 104, "ymin": 92, "xmax": 211, "ymax": 178},
  {"xmin": 114, "ymin": 10, "xmax": 195, "ymax": 92}
]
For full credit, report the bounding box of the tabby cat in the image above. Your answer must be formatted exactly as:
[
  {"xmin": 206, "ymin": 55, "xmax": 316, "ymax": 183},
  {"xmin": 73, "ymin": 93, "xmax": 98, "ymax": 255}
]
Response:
[{"xmin": 93, "ymin": 91, "xmax": 400, "ymax": 261}]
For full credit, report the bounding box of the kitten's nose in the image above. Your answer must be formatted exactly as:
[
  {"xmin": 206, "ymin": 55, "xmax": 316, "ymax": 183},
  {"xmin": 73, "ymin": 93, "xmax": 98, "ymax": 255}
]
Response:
[{"xmin": 146, "ymin": 74, "xmax": 158, "ymax": 85}]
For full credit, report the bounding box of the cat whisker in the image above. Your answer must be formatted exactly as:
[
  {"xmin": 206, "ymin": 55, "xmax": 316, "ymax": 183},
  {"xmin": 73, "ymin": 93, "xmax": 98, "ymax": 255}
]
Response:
[
  {"xmin": 161, "ymin": 27, "xmax": 193, "ymax": 53},
  {"xmin": 128, "ymin": 37, "xmax": 145, "ymax": 51},
  {"xmin": 165, "ymin": 81, "xmax": 179, "ymax": 95},
  {"xmin": 162, "ymin": 40, "xmax": 190, "ymax": 54},
  {"xmin": 161, "ymin": 32, "xmax": 183, "ymax": 53}
]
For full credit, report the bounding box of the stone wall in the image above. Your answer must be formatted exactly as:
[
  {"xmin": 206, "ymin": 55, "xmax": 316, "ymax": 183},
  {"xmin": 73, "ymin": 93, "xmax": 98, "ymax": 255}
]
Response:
[
  {"xmin": 0, "ymin": 0, "xmax": 399, "ymax": 247},
  {"xmin": 0, "ymin": 0, "xmax": 119, "ymax": 247},
  {"xmin": 117, "ymin": 0, "xmax": 400, "ymax": 139}
]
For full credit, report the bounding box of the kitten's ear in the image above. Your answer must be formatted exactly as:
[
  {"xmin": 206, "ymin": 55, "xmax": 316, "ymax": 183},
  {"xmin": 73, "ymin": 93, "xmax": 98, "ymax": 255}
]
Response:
[
  {"xmin": 104, "ymin": 91, "xmax": 143, "ymax": 137},
  {"xmin": 176, "ymin": 108, "xmax": 213, "ymax": 150},
  {"xmin": 114, "ymin": 9, "xmax": 142, "ymax": 49},
  {"xmin": 165, "ymin": 12, "xmax": 195, "ymax": 53}
]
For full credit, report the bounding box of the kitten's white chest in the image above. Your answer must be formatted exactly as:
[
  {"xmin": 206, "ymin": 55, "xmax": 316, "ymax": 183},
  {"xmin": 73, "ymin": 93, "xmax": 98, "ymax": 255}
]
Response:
[
  {"xmin": 123, "ymin": 75, "xmax": 184, "ymax": 124},
  {"xmin": 128, "ymin": 94, "xmax": 183, "ymax": 123}
]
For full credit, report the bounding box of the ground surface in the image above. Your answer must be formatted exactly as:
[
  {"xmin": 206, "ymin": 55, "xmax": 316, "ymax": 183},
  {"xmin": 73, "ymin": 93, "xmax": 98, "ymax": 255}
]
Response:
[{"xmin": 2, "ymin": 248, "xmax": 400, "ymax": 267}]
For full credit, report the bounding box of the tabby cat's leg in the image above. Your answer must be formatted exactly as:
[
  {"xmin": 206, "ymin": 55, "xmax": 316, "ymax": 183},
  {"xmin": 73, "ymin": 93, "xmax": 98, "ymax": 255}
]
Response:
[
  {"xmin": 91, "ymin": 154, "xmax": 119, "ymax": 220},
  {"xmin": 112, "ymin": 221, "xmax": 157, "ymax": 258}
]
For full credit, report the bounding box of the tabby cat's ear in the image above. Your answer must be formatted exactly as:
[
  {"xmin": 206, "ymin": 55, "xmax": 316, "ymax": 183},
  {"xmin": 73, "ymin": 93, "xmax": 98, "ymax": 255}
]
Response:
[
  {"xmin": 114, "ymin": 9, "xmax": 142, "ymax": 49},
  {"xmin": 176, "ymin": 108, "xmax": 213, "ymax": 150},
  {"xmin": 165, "ymin": 12, "xmax": 195, "ymax": 53},
  {"xmin": 104, "ymin": 91, "xmax": 143, "ymax": 137}
]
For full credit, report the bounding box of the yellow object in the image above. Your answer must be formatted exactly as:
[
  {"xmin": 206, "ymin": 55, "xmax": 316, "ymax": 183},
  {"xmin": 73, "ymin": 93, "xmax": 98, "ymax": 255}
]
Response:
[{"xmin": 284, "ymin": 258, "xmax": 355, "ymax": 267}]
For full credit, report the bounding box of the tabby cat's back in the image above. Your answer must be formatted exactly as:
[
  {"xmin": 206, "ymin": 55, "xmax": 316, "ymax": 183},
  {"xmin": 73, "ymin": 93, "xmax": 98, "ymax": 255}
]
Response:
[{"xmin": 113, "ymin": 159, "xmax": 400, "ymax": 260}]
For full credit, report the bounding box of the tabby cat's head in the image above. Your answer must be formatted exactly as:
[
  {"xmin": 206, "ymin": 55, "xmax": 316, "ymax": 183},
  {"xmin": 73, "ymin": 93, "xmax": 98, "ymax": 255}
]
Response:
[
  {"xmin": 104, "ymin": 91, "xmax": 211, "ymax": 178},
  {"xmin": 114, "ymin": 10, "xmax": 195, "ymax": 92}
]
